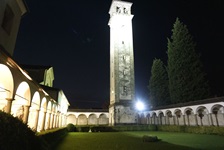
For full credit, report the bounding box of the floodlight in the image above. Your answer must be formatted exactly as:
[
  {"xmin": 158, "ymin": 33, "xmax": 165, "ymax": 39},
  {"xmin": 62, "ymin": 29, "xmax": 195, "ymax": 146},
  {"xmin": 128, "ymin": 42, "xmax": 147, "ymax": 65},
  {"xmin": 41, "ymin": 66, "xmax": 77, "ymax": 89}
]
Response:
[{"xmin": 135, "ymin": 101, "xmax": 145, "ymax": 111}]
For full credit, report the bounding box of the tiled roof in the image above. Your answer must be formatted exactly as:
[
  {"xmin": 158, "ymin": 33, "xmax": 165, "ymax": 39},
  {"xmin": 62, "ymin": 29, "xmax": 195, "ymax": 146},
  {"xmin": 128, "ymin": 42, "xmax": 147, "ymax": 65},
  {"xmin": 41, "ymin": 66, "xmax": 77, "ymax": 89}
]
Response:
[
  {"xmin": 20, "ymin": 64, "xmax": 52, "ymax": 83},
  {"xmin": 40, "ymin": 85, "xmax": 60, "ymax": 102}
]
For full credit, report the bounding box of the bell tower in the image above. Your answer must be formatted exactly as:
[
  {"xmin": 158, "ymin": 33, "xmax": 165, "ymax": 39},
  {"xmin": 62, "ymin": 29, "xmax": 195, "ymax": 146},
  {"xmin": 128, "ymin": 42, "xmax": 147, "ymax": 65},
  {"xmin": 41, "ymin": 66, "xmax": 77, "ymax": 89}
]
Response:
[{"xmin": 108, "ymin": 0, "xmax": 137, "ymax": 125}]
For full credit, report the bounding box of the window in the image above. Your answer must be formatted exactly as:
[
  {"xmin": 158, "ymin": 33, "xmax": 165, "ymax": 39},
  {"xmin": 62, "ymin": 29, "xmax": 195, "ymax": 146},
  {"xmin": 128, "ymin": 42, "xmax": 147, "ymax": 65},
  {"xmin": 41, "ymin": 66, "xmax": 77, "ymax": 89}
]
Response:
[
  {"xmin": 1, "ymin": 5, "xmax": 14, "ymax": 35},
  {"xmin": 124, "ymin": 8, "xmax": 128, "ymax": 14},
  {"xmin": 116, "ymin": 6, "xmax": 122, "ymax": 13}
]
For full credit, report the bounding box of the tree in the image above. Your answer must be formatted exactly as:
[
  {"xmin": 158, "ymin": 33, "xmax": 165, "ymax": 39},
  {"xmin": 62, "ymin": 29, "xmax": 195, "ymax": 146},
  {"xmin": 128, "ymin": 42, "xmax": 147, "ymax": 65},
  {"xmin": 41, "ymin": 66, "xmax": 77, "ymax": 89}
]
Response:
[
  {"xmin": 167, "ymin": 18, "xmax": 210, "ymax": 104},
  {"xmin": 148, "ymin": 58, "xmax": 170, "ymax": 108}
]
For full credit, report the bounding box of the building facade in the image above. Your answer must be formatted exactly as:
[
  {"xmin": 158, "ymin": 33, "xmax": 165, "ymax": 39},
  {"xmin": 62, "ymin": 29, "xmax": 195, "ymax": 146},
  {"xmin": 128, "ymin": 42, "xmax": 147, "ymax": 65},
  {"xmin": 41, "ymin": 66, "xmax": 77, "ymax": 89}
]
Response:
[
  {"xmin": 0, "ymin": 0, "xmax": 70, "ymax": 132},
  {"xmin": 138, "ymin": 97, "xmax": 224, "ymax": 127},
  {"xmin": 1, "ymin": 0, "xmax": 223, "ymax": 130},
  {"xmin": 66, "ymin": 97, "xmax": 224, "ymax": 127},
  {"xmin": 67, "ymin": 109, "xmax": 109, "ymax": 126},
  {"xmin": 108, "ymin": 0, "xmax": 137, "ymax": 125}
]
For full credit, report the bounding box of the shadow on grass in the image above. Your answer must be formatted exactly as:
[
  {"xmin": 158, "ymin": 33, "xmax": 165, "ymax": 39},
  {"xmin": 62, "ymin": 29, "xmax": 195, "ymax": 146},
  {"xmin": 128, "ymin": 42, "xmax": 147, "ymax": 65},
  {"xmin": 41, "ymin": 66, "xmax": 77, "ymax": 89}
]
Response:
[
  {"xmin": 140, "ymin": 140, "xmax": 199, "ymax": 150},
  {"xmin": 54, "ymin": 132, "xmax": 200, "ymax": 150}
]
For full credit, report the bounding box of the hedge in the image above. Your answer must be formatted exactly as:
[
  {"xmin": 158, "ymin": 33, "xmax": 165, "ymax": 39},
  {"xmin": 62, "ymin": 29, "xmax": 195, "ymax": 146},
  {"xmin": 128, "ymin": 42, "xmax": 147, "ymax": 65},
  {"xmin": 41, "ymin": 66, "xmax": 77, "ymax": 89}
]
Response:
[
  {"xmin": 157, "ymin": 125, "xmax": 224, "ymax": 135},
  {"xmin": 0, "ymin": 110, "xmax": 41, "ymax": 150}
]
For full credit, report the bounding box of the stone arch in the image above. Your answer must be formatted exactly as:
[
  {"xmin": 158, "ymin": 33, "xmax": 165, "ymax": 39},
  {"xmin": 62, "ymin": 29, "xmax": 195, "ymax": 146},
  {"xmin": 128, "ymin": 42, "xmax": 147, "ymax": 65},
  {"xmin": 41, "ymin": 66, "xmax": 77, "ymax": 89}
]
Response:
[
  {"xmin": 11, "ymin": 81, "xmax": 31, "ymax": 121},
  {"xmin": 174, "ymin": 109, "xmax": 182, "ymax": 116},
  {"xmin": 0, "ymin": 64, "xmax": 14, "ymax": 111},
  {"xmin": 211, "ymin": 104, "xmax": 224, "ymax": 113},
  {"xmin": 151, "ymin": 112, "xmax": 157, "ymax": 125},
  {"xmin": 174, "ymin": 109, "xmax": 182, "ymax": 125},
  {"xmin": 99, "ymin": 113, "xmax": 108, "ymax": 125},
  {"xmin": 184, "ymin": 108, "xmax": 195, "ymax": 126},
  {"xmin": 146, "ymin": 113, "xmax": 150, "ymax": 124},
  {"xmin": 158, "ymin": 111, "xmax": 164, "ymax": 125},
  {"xmin": 137, "ymin": 113, "xmax": 141, "ymax": 124},
  {"xmin": 37, "ymin": 97, "xmax": 47, "ymax": 131},
  {"xmin": 211, "ymin": 104, "xmax": 224, "ymax": 126},
  {"xmin": 55, "ymin": 104, "xmax": 60, "ymax": 128},
  {"xmin": 67, "ymin": 114, "xmax": 77, "ymax": 125},
  {"xmin": 138, "ymin": 112, "xmax": 145, "ymax": 124},
  {"xmin": 165, "ymin": 110, "xmax": 173, "ymax": 125},
  {"xmin": 88, "ymin": 114, "xmax": 97, "ymax": 125},
  {"xmin": 196, "ymin": 106, "xmax": 209, "ymax": 126},
  {"xmin": 52, "ymin": 103, "xmax": 56, "ymax": 113},
  {"xmin": 45, "ymin": 101, "xmax": 52, "ymax": 130},
  {"xmin": 78, "ymin": 114, "xmax": 87, "ymax": 125},
  {"xmin": 51, "ymin": 103, "xmax": 57, "ymax": 128},
  {"xmin": 28, "ymin": 91, "xmax": 40, "ymax": 130}
]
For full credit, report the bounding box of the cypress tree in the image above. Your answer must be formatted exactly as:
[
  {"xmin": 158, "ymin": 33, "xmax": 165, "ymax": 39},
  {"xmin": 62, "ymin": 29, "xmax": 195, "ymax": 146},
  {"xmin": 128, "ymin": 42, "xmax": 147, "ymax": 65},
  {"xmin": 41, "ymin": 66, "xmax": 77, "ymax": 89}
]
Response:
[
  {"xmin": 148, "ymin": 58, "xmax": 170, "ymax": 108},
  {"xmin": 167, "ymin": 18, "xmax": 210, "ymax": 104}
]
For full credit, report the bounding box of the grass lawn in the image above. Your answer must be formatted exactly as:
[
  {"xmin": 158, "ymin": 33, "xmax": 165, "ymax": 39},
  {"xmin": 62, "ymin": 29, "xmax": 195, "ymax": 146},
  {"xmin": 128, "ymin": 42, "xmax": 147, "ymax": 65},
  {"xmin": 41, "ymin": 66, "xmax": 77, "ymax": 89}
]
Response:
[{"xmin": 55, "ymin": 131, "xmax": 224, "ymax": 150}]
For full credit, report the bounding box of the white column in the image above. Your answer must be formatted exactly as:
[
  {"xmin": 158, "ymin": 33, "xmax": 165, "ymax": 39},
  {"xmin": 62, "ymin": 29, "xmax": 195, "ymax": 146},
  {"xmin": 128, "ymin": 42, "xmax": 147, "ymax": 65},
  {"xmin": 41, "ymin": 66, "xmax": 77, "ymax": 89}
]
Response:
[
  {"xmin": 5, "ymin": 98, "xmax": 14, "ymax": 113},
  {"xmin": 41, "ymin": 111, "xmax": 47, "ymax": 131},
  {"xmin": 47, "ymin": 112, "xmax": 51, "ymax": 129},
  {"xmin": 23, "ymin": 105, "xmax": 30, "ymax": 124},
  {"xmin": 195, "ymin": 114, "xmax": 198, "ymax": 126},
  {"xmin": 34, "ymin": 109, "xmax": 40, "ymax": 131},
  {"xmin": 183, "ymin": 115, "xmax": 186, "ymax": 126}
]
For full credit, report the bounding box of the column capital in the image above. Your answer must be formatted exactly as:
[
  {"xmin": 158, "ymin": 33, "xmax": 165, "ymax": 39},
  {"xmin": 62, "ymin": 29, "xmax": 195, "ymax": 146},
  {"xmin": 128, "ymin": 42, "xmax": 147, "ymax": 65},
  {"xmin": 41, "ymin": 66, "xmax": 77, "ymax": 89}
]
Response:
[{"xmin": 5, "ymin": 98, "xmax": 14, "ymax": 101}]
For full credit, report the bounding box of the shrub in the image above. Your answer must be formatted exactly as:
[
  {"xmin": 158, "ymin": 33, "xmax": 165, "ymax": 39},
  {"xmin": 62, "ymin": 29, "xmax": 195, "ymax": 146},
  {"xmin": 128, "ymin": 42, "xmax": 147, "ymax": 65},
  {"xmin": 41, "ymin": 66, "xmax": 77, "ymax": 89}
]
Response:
[
  {"xmin": 156, "ymin": 125, "xmax": 224, "ymax": 135},
  {"xmin": 66, "ymin": 123, "xmax": 76, "ymax": 132},
  {"xmin": 76, "ymin": 126, "xmax": 90, "ymax": 132},
  {"xmin": 91, "ymin": 126, "xmax": 115, "ymax": 132},
  {"xmin": 0, "ymin": 110, "xmax": 41, "ymax": 150},
  {"xmin": 112, "ymin": 125, "xmax": 157, "ymax": 131},
  {"xmin": 142, "ymin": 135, "xmax": 160, "ymax": 142},
  {"xmin": 38, "ymin": 128, "xmax": 68, "ymax": 149}
]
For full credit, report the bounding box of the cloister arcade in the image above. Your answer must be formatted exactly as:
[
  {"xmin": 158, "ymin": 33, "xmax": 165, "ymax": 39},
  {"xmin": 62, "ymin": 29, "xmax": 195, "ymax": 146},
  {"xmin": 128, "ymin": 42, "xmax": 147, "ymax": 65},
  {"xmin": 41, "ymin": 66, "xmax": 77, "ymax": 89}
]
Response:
[
  {"xmin": 137, "ymin": 98, "xmax": 224, "ymax": 126},
  {"xmin": 67, "ymin": 109, "xmax": 109, "ymax": 125},
  {"xmin": 66, "ymin": 98, "xmax": 224, "ymax": 127},
  {"xmin": 0, "ymin": 51, "xmax": 69, "ymax": 132},
  {"xmin": 1, "ymin": 51, "xmax": 224, "ymax": 130}
]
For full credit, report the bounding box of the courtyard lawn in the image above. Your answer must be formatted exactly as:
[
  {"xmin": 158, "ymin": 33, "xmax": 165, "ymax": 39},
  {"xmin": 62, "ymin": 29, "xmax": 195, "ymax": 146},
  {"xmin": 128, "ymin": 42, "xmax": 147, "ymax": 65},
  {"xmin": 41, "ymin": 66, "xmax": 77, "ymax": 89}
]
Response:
[{"xmin": 55, "ymin": 131, "xmax": 224, "ymax": 150}]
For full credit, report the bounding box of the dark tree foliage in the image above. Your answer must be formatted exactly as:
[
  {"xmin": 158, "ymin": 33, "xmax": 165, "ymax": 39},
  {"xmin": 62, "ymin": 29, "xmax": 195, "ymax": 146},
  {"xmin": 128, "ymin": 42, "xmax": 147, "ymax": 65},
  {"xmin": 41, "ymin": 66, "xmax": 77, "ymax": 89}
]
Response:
[
  {"xmin": 148, "ymin": 58, "xmax": 170, "ymax": 108},
  {"xmin": 167, "ymin": 18, "xmax": 210, "ymax": 104}
]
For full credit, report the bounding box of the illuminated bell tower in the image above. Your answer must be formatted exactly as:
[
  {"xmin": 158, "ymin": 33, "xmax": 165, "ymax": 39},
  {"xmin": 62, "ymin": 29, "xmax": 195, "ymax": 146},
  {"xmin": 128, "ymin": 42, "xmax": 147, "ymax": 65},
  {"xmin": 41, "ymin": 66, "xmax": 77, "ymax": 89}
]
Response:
[{"xmin": 108, "ymin": 0, "xmax": 136, "ymax": 125}]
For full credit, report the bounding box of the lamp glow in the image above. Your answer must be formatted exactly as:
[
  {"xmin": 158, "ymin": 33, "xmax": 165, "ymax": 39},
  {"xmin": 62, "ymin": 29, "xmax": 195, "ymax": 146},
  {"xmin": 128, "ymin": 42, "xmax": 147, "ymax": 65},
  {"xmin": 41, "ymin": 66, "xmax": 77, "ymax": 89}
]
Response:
[{"xmin": 135, "ymin": 101, "xmax": 145, "ymax": 111}]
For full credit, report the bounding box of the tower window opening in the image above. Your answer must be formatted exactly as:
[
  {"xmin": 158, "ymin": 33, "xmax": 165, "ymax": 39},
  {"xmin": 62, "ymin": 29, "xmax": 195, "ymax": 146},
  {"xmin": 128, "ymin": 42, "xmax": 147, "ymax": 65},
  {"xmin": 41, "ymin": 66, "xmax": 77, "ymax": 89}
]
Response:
[
  {"xmin": 124, "ymin": 8, "xmax": 128, "ymax": 14},
  {"xmin": 116, "ymin": 6, "xmax": 122, "ymax": 13}
]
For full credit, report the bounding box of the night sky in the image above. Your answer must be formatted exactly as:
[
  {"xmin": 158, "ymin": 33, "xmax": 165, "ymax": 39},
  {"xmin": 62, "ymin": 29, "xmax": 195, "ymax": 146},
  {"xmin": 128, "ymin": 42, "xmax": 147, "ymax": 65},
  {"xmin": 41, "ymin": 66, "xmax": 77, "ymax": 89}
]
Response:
[{"xmin": 14, "ymin": 0, "xmax": 224, "ymax": 109}]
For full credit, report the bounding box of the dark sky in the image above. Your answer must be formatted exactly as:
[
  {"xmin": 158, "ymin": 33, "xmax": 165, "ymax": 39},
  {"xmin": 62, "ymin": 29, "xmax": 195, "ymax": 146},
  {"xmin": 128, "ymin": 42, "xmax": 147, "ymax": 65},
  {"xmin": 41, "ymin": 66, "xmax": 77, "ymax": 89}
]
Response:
[{"xmin": 14, "ymin": 0, "xmax": 224, "ymax": 109}]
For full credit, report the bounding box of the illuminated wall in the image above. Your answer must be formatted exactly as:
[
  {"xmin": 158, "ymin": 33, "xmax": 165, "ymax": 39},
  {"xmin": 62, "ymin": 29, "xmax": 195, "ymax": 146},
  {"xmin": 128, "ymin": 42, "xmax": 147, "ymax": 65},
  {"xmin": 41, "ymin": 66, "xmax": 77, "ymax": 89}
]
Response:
[
  {"xmin": 0, "ymin": 0, "xmax": 70, "ymax": 132},
  {"xmin": 0, "ymin": 0, "xmax": 27, "ymax": 56},
  {"xmin": 108, "ymin": 0, "xmax": 136, "ymax": 125},
  {"xmin": 0, "ymin": 54, "xmax": 70, "ymax": 131}
]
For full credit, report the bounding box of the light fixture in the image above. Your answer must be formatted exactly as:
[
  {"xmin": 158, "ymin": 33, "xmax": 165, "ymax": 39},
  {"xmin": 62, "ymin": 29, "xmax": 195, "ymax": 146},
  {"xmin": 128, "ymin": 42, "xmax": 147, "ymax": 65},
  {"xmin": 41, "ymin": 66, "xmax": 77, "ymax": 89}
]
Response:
[{"xmin": 135, "ymin": 101, "xmax": 145, "ymax": 111}]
